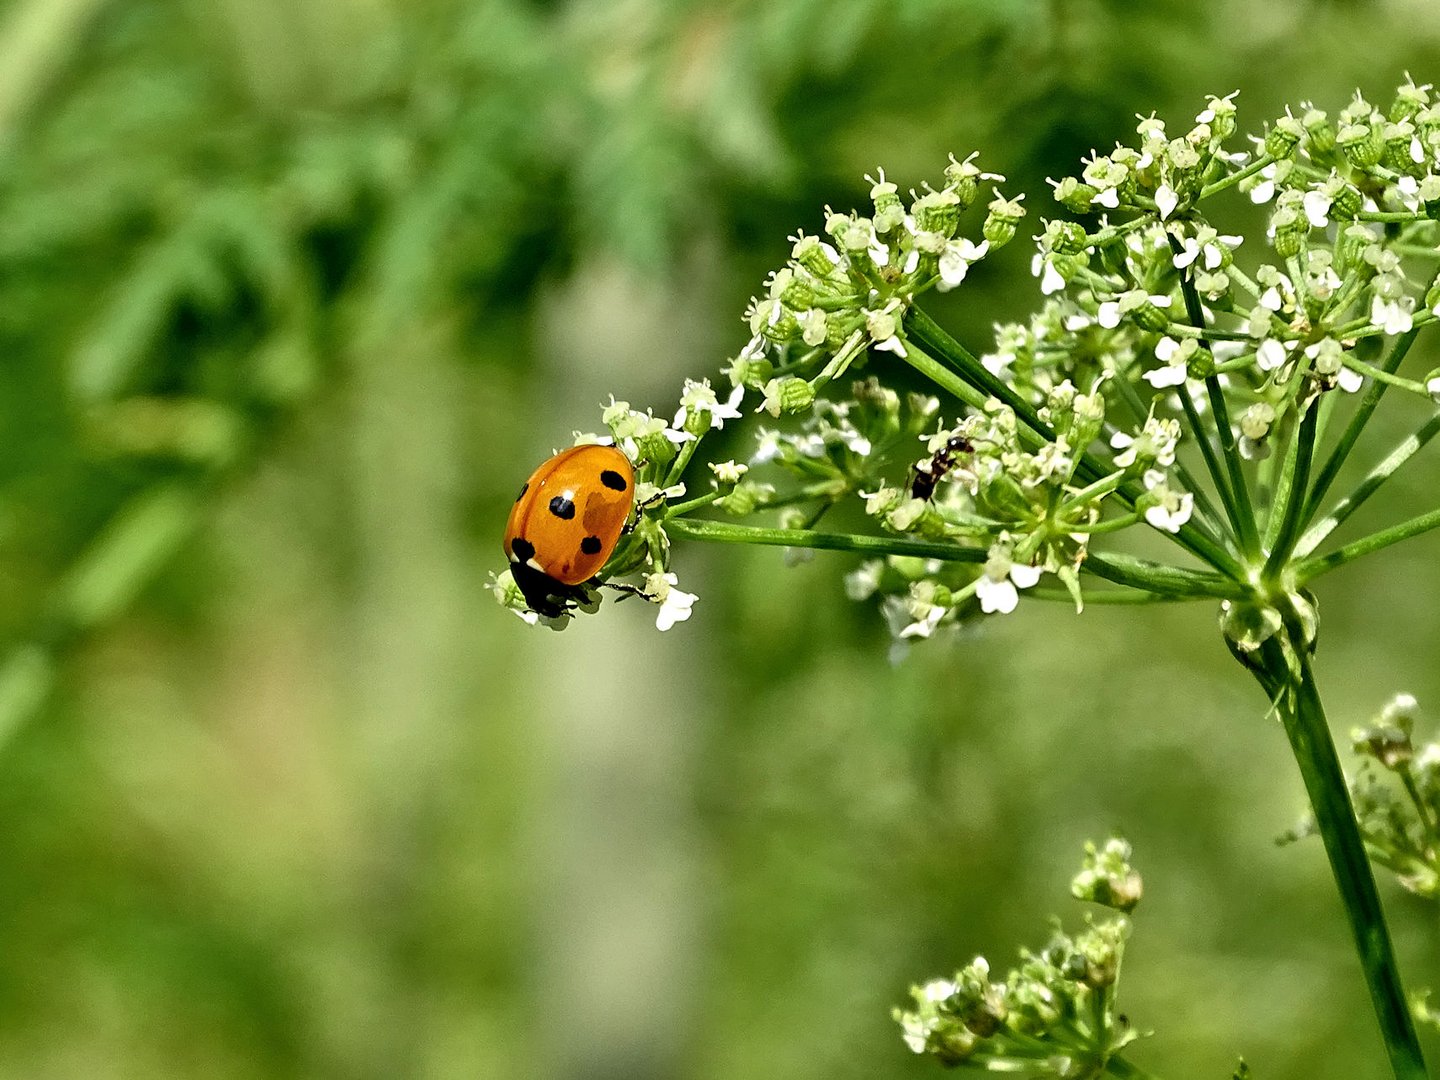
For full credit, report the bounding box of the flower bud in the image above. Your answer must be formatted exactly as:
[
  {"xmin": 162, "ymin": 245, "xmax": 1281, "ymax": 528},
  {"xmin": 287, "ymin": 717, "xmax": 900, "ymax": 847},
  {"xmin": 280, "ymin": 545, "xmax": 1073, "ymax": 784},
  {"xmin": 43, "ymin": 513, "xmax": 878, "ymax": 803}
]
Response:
[
  {"xmin": 1239, "ymin": 402, "xmax": 1276, "ymax": 441},
  {"xmin": 1052, "ymin": 175, "xmax": 1099, "ymax": 213},
  {"xmin": 762, "ymin": 376, "xmax": 815, "ymax": 417},
  {"xmin": 912, "ymin": 188, "xmax": 962, "ymax": 238},
  {"xmin": 726, "ymin": 352, "xmax": 773, "ymax": 389},
  {"xmin": 1336, "ymin": 123, "xmax": 1384, "ymax": 168},
  {"xmin": 1383, "ymin": 121, "xmax": 1419, "ymax": 174},
  {"xmin": 943, "ymin": 152, "xmax": 986, "ymax": 210},
  {"xmin": 1302, "ymin": 108, "xmax": 1336, "ymax": 155},
  {"xmin": 1330, "ymin": 181, "xmax": 1363, "ymax": 221},
  {"xmin": 1265, "ymin": 115, "xmax": 1304, "ymax": 160},
  {"xmin": 1391, "ymin": 81, "xmax": 1431, "ymax": 122},
  {"xmin": 983, "ymin": 193, "xmax": 1026, "ymax": 248},
  {"xmin": 1045, "ymin": 218, "xmax": 1089, "ymax": 255},
  {"xmin": 1204, "ymin": 93, "xmax": 1239, "ymax": 140},
  {"xmin": 869, "ymin": 171, "xmax": 904, "ymax": 233},
  {"xmin": 1271, "ymin": 203, "xmax": 1307, "ymax": 258},
  {"xmin": 792, "ymin": 234, "xmax": 840, "ymax": 278}
]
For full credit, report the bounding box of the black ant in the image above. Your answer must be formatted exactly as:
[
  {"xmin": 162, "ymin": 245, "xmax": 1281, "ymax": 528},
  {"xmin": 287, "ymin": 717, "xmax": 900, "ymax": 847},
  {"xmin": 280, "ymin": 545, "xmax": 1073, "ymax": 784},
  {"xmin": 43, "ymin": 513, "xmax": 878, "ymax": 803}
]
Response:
[{"xmin": 909, "ymin": 434, "xmax": 973, "ymax": 500}]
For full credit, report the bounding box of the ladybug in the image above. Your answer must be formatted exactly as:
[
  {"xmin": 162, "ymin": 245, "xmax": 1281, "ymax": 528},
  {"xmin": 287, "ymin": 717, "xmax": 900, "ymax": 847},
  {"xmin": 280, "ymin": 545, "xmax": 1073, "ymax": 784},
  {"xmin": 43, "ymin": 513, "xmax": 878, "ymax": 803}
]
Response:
[{"xmin": 503, "ymin": 444, "xmax": 636, "ymax": 617}]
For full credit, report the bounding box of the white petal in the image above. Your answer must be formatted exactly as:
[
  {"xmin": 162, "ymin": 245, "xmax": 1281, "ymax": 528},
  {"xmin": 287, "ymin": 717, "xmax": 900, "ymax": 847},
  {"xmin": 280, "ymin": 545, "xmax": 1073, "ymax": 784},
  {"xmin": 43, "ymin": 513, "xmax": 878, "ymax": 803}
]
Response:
[
  {"xmin": 1155, "ymin": 185, "xmax": 1179, "ymax": 219},
  {"xmin": 1338, "ymin": 366, "xmax": 1364, "ymax": 393},
  {"xmin": 1144, "ymin": 365, "xmax": 1188, "ymax": 388},
  {"xmin": 1040, "ymin": 260, "xmax": 1067, "ymax": 295},
  {"xmin": 976, "ymin": 577, "xmax": 1019, "ymax": 615},
  {"xmin": 1009, "ymin": 563, "xmax": 1042, "ymax": 589},
  {"xmin": 1302, "ymin": 190, "xmax": 1332, "ymax": 228},
  {"xmin": 1249, "ymin": 179, "xmax": 1275, "ymax": 204},
  {"xmin": 1257, "ymin": 339, "xmax": 1288, "ymax": 371}
]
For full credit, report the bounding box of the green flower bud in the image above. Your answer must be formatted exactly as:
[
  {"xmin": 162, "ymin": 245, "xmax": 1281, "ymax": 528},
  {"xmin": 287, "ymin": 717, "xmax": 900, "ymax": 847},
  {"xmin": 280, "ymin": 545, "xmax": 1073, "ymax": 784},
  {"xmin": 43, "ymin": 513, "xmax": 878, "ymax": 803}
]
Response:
[
  {"xmin": 1264, "ymin": 114, "xmax": 1304, "ymax": 160},
  {"xmin": 1302, "ymin": 108, "xmax": 1336, "ymax": 155},
  {"xmin": 943, "ymin": 152, "xmax": 985, "ymax": 210},
  {"xmin": 1052, "ymin": 175, "xmax": 1099, "ymax": 213},
  {"xmin": 983, "ymin": 193, "xmax": 1026, "ymax": 248},
  {"xmin": 762, "ymin": 376, "xmax": 815, "ymax": 417},
  {"xmin": 1045, "ymin": 218, "xmax": 1089, "ymax": 255},
  {"xmin": 1336, "ymin": 122, "xmax": 1384, "ymax": 168},
  {"xmin": 1204, "ymin": 93, "xmax": 1239, "ymax": 140},
  {"xmin": 636, "ymin": 430, "xmax": 677, "ymax": 469},
  {"xmin": 869, "ymin": 172, "xmax": 904, "ymax": 233},
  {"xmin": 1391, "ymin": 80, "xmax": 1431, "ymax": 122},
  {"xmin": 719, "ymin": 478, "xmax": 771, "ymax": 516},
  {"xmin": 792, "ymin": 234, "xmax": 840, "ymax": 278},
  {"xmin": 726, "ymin": 352, "xmax": 773, "ymax": 389},
  {"xmin": 1383, "ymin": 121, "xmax": 1419, "ymax": 174},
  {"xmin": 1186, "ymin": 344, "xmax": 1217, "ymax": 378},
  {"xmin": 1271, "ymin": 203, "xmax": 1307, "ymax": 258},
  {"xmin": 912, "ymin": 188, "xmax": 962, "ymax": 238},
  {"xmin": 1426, "ymin": 279, "xmax": 1440, "ymax": 312},
  {"xmin": 1331, "ymin": 181, "xmax": 1363, "ymax": 221},
  {"xmin": 1132, "ymin": 298, "xmax": 1170, "ymax": 333}
]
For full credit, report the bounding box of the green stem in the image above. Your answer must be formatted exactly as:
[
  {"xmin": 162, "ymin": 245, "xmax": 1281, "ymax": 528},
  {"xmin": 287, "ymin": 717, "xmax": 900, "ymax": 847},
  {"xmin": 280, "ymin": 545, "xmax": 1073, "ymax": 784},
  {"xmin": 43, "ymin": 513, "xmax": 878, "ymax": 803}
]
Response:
[
  {"xmin": 1296, "ymin": 505, "xmax": 1440, "ymax": 583},
  {"xmin": 1262, "ymin": 397, "xmax": 1319, "ymax": 579},
  {"xmin": 1298, "ymin": 409, "xmax": 1440, "ymax": 558},
  {"xmin": 1198, "ymin": 151, "xmax": 1275, "ymax": 199},
  {"xmin": 664, "ymin": 518, "xmax": 1245, "ymax": 598},
  {"xmin": 1168, "ymin": 232, "xmax": 1261, "ymax": 560},
  {"xmin": 905, "ymin": 306, "xmax": 1057, "ymax": 450},
  {"xmin": 1303, "ymin": 330, "xmax": 1419, "ymax": 528},
  {"xmin": 1251, "ymin": 625, "xmax": 1428, "ymax": 1080}
]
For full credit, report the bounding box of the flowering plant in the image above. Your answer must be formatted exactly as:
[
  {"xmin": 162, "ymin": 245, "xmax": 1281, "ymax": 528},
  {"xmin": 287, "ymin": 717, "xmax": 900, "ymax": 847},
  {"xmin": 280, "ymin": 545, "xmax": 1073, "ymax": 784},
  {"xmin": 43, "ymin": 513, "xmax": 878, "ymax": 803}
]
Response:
[{"xmin": 498, "ymin": 82, "xmax": 1440, "ymax": 1078}]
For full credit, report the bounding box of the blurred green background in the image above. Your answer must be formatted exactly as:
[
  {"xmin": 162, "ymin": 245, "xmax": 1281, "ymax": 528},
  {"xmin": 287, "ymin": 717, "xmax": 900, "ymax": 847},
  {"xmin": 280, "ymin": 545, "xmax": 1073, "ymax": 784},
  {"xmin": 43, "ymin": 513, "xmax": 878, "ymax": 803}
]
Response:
[{"xmin": 3, "ymin": 1, "xmax": 1440, "ymax": 1077}]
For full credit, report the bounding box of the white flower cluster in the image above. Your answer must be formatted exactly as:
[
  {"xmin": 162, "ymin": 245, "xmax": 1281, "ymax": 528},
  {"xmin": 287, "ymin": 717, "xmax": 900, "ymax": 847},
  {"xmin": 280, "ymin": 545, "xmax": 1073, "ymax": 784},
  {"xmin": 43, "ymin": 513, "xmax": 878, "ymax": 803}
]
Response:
[{"xmin": 728, "ymin": 154, "xmax": 1021, "ymax": 402}]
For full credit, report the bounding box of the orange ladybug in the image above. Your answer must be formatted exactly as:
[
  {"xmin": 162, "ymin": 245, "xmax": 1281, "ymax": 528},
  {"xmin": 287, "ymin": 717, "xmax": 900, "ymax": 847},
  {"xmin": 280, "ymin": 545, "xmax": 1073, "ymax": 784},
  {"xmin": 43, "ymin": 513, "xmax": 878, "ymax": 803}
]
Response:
[{"xmin": 503, "ymin": 444, "xmax": 636, "ymax": 617}]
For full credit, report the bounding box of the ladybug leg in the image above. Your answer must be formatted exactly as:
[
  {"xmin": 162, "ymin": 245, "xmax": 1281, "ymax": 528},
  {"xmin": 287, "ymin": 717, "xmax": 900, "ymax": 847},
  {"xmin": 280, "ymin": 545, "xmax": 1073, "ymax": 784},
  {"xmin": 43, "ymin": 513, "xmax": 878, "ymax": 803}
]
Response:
[{"xmin": 596, "ymin": 579, "xmax": 652, "ymax": 603}]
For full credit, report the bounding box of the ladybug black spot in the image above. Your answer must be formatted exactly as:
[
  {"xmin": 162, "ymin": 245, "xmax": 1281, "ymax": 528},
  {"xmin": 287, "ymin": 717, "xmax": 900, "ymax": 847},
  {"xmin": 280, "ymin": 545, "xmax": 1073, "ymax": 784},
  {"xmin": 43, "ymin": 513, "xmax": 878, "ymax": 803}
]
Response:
[
  {"xmin": 580, "ymin": 535, "xmax": 602, "ymax": 555},
  {"xmin": 600, "ymin": 469, "xmax": 628, "ymax": 491},
  {"xmin": 510, "ymin": 537, "xmax": 536, "ymax": 562},
  {"xmin": 515, "ymin": 481, "xmax": 528, "ymax": 502},
  {"xmin": 548, "ymin": 495, "xmax": 575, "ymax": 520}
]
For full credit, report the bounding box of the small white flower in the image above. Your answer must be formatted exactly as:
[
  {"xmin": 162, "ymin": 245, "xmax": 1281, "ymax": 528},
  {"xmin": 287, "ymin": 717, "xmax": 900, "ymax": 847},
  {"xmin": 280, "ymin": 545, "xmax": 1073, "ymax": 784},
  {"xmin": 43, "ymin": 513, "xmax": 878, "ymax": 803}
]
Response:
[
  {"xmin": 1338, "ymin": 365, "xmax": 1364, "ymax": 393},
  {"xmin": 1145, "ymin": 335, "xmax": 1188, "ymax": 387},
  {"xmin": 976, "ymin": 553, "xmax": 1040, "ymax": 615},
  {"xmin": 1371, "ymin": 294, "xmax": 1416, "ymax": 335},
  {"xmin": 1155, "ymin": 184, "xmax": 1179, "ymax": 219},
  {"xmin": 1142, "ymin": 469, "xmax": 1194, "ymax": 533},
  {"xmin": 1097, "ymin": 301, "xmax": 1121, "ymax": 329},
  {"xmin": 976, "ymin": 575, "xmax": 1019, "ymax": 614},
  {"xmin": 1031, "ymin": 253, "xmax": 1067, "ymax": 295},
  {"xmin": 1302, "ymin": 189, "xmax": 1333, "ymax": 228},
  {"xmin": 937, "ymin": 237, "xmax": 990, "ymax": 291},
  {"xmin": 709, "ymin": 460, "xmax": 748, "ymax": 484},
  {"xmin": 1249, "ymin": 163, "xmax": 1278, "ymax": 205},
  {"xmin": 1092, "ymin": 187, "xmax": 1120, "ymax": 209},
  {"xmin": 1257, "ymin": 338, "xmax": 1289, "ymax": 371},
  {"xmin": 646, "ymin": 571, "xmax": 697, "ymax": 631}
]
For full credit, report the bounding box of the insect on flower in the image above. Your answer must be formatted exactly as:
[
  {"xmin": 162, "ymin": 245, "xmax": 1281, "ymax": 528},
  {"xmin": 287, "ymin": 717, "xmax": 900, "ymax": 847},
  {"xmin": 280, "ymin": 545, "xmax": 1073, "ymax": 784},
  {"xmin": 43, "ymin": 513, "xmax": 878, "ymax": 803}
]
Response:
[{"xmin": 910, "ymin": 433, "xmax": 973, "ymax": 500}]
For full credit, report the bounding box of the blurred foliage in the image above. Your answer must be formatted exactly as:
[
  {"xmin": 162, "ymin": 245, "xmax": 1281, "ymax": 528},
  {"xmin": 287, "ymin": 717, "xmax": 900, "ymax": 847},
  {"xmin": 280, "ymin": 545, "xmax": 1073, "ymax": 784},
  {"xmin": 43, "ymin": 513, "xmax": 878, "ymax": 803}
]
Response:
[{"xmin": 3, "ymin": 0, "xmax": 1440, "ymax": 1078}]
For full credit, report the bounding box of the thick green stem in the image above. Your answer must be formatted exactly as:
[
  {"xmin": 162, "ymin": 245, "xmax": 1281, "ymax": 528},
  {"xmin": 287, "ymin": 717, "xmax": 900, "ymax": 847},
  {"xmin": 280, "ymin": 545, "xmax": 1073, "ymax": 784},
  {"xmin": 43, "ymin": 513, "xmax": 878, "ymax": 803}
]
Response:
[
  {"xmin": 1250, "ymin": 625, "xmax": 1428, "ymax": 1080},
  {"xmin": 665, "ymin": 518, "xmax": 1245, "ymax": 599}
]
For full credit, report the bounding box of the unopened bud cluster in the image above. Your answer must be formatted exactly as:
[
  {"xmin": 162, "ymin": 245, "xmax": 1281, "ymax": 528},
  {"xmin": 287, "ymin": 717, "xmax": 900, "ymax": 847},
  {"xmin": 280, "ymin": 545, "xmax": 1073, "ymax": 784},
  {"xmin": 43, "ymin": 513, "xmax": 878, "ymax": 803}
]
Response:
[
  {"xmin": 895, "ymin": 840, "xmax": 1142, "ymax": 1075},
  {"xmin": 1284, "ymin": 693, "xmax": 1440, "ymax": 899}
]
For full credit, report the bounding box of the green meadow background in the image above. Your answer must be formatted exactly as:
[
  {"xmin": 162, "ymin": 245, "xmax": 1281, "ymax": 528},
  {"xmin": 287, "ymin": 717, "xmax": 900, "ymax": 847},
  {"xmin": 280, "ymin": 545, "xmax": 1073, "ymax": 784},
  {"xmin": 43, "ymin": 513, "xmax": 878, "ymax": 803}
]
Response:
[{"xmin": 2, "ymin": 1, "xmax": 1440, "ymax": 1077}]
